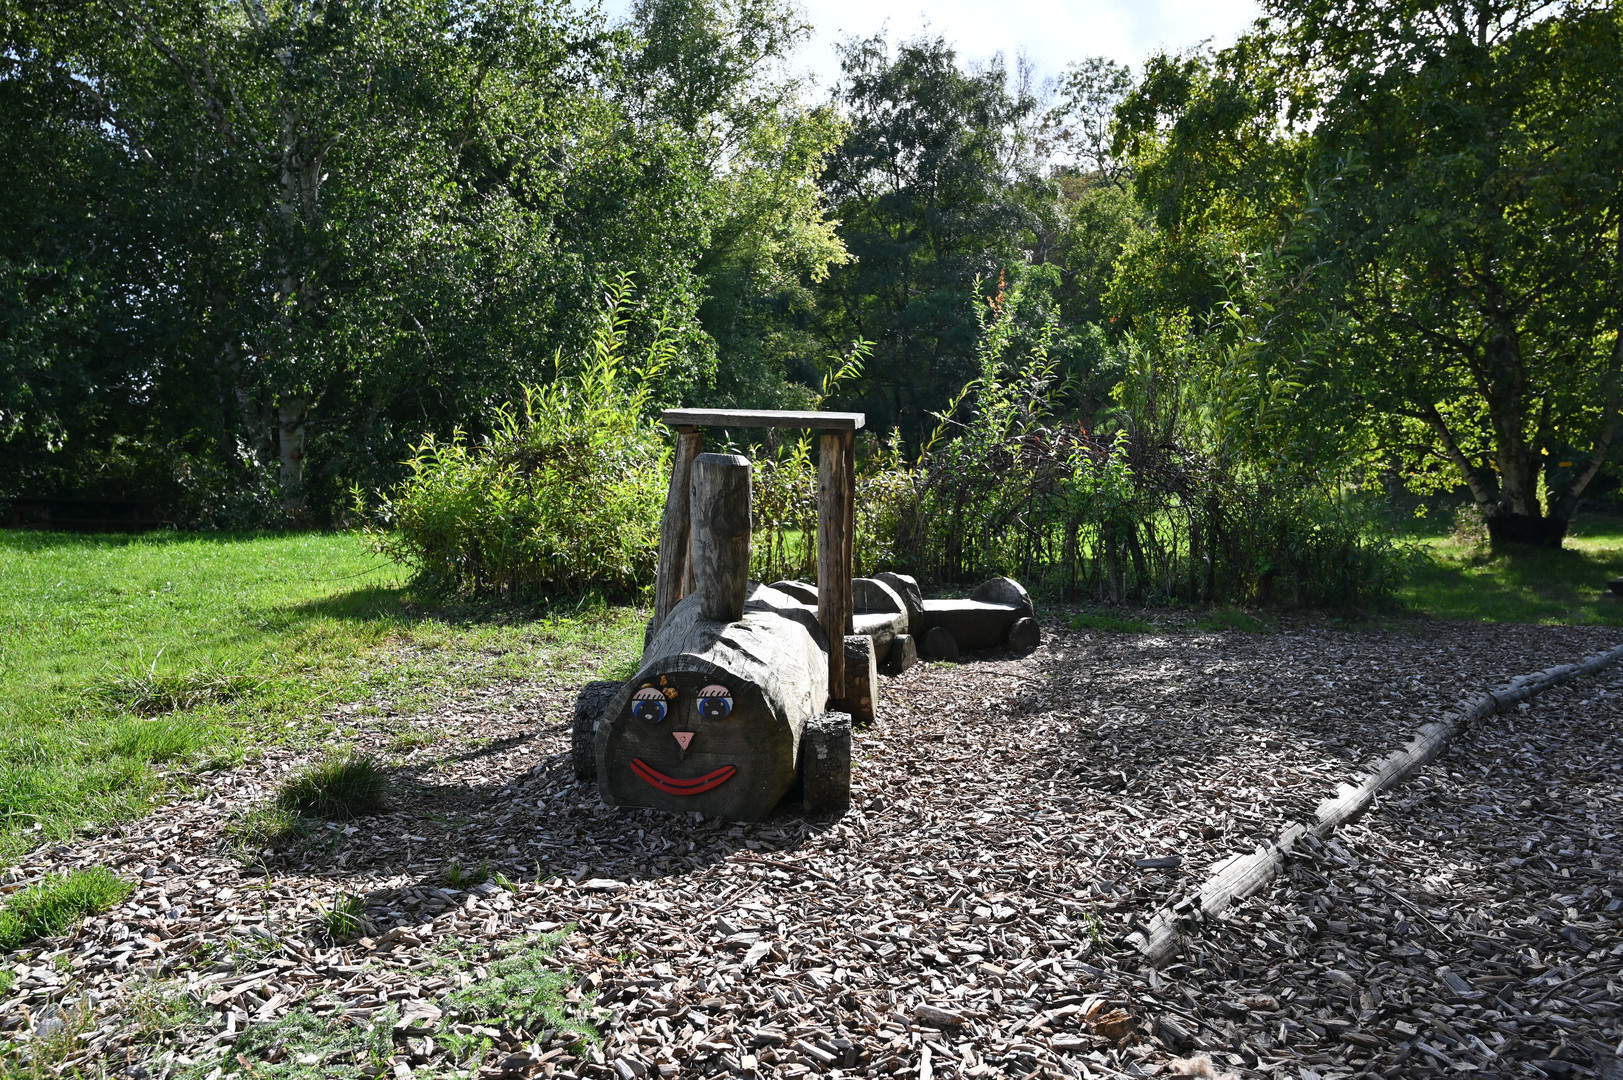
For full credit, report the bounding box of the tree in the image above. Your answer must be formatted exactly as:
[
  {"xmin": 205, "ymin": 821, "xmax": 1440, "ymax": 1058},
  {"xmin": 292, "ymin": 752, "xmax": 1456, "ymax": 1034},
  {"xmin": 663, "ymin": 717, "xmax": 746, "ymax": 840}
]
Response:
[
  {"xmin": 619, "ymin": 0, "xmax": 850, "ymax": 409},
  {"xmin": 815, "ymin": 34, "xmax": 1042, "ymax": 443},
  {"xmin": 1, "ymin": 0, "xmax": 848, "ymax": 520},
  {"xmin": 1118, "ymin": 1, "xmax": 1623, "ymax": 547}
]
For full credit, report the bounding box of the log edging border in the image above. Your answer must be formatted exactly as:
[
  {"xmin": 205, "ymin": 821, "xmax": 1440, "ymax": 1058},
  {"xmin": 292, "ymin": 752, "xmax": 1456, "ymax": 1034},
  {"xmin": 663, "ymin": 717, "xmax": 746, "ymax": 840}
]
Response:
[{"xmin": 1127, "ymin": 639, "xmax": 1623, "ymax": 967}]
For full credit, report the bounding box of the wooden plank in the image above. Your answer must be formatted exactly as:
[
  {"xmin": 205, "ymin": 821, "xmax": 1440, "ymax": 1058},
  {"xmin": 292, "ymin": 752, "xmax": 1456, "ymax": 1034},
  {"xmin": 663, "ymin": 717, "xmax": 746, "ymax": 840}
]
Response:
[
  {"xmin": 817, "ymin": 431, "xmax": 853, "ymax": 702},
  {"xmin": 662, "ymin": 408, "xmax": 864, "ymax": 431},
  {"xmin": 841, "ymin": 428, "xmax": 855, "ymax": 618},
  {"xmin": 689, "ymin": 452, "xmax": 753, "ymax": 622},
  {"xmin": 652, "ymin": 428, "xmax": 703, "ymax": 635}
]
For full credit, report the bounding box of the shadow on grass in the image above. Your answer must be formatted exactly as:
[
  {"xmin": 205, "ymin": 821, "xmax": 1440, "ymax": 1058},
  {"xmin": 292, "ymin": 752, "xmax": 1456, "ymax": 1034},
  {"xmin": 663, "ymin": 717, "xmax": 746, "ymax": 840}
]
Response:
[
  {"xmin": 1403, "ymin": 541, "xmax": 1623, "ymax": 624},
  {"xmin": 279, "ymin": 581, "xmax": 639, "ymax": 629}
]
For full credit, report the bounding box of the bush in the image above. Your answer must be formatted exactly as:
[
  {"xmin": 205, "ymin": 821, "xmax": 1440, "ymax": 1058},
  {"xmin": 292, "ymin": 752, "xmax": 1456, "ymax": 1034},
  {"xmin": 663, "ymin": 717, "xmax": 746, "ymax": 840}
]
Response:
[
  {"xmin": 863, "ymin": 276, "xmax": 1411, "ymax": 610},
  {"xmin": 368, "ymin": 277, "xmax": 674, "ymax": 600}
]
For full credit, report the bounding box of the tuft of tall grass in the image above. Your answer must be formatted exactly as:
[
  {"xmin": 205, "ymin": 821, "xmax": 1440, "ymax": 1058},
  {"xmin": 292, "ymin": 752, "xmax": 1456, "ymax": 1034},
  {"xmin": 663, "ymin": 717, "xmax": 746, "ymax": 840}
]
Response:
[
  {"xmin": 276, "ymin": 753, "xmax": 389, "ymax": 819},
  {"xmin": 0, "ymin": 867, "xmax": 133, "ymax": 949},
  {"xmin": 88, "ymin": 650, "xmax": 263, "ymax": 717},
  {"xmin": 315, "ymin": 891, "xmax": 377, "ymax": 942}
]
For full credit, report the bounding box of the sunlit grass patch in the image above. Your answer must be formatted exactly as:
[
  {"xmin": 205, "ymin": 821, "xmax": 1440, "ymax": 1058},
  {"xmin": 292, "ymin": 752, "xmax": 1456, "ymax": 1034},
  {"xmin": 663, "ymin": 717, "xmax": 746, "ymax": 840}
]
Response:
[
  {"xmin": 1195, "ymin": 608, "xmax": 1273, "ymax": 633},
  {"xmin": 0, "ymin": 867, "xmax": 133, "ymax": 949},
  {"xmin": 88, "ymin": 650, "xmax": 264, "ymax": 716},
  {"xmin": 1400, "ymin": 512, "xmax": 1623, "ymax": 625}
]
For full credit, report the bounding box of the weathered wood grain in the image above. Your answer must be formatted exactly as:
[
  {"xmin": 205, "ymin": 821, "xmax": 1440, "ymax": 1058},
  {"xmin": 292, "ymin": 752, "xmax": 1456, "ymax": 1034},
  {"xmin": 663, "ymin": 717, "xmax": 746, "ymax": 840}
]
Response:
[
  {"xmin": 662, "ymin": 408, "xmax": 864, "ymax": 431},
  {"xmin": 801, "ymin": 710, "xmax": 852, "ymax": 816},
  {"xmin": 689, "ymin": 452, "xmax": 752, "ymax": 623},
  {"xmin": 652, "ymin": 428, "xmax": 703, "ymax": 635},
  {"xmin": 595, "ymin": 585, "xmax": 829, "ymax": 821},
  {"xmin": 817, "ymin": 431, "xmax": 854, "ymax": 702},
  {"xmin": 836, "ymin": 634, "xmax": 878, "ymax": 725}
]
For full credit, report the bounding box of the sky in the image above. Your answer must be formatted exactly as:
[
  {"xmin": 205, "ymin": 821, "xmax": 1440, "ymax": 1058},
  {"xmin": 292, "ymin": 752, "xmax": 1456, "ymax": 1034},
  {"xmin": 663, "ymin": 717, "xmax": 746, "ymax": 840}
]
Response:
[{"xmin": 594, "ymin": 0, "xmax": 1264, "ymax": 92}]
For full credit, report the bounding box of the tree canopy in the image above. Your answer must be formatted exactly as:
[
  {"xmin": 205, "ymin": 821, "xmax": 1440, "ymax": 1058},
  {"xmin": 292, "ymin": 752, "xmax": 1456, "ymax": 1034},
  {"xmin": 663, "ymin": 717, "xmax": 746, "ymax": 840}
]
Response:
[{"xmin": 1117, "ymin": 0, "xmax": 1623, "ymax": 545}]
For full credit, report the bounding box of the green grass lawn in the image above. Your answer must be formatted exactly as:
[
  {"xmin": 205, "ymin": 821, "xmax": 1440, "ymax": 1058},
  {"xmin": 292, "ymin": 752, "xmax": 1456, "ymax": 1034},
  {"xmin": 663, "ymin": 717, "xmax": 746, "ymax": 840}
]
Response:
[
  {"xmin": 0, "ymin": 531, "xmax": 642, "ymax": 863},
  {"xmin": 1397, "ymin": 512, "xmax": 1623, "ymax": 625}
]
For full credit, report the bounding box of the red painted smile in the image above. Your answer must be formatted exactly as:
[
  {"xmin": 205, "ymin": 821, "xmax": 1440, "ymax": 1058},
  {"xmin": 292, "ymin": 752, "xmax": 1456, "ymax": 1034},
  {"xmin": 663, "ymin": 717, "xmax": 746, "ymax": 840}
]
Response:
[{"xmin": 630, "ymin": 758, "xmax": 737, "ymax": 796}]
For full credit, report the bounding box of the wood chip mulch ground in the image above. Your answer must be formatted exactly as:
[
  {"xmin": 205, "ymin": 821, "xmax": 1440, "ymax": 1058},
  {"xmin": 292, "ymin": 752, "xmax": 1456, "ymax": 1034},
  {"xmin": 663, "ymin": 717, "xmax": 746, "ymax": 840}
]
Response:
[{"xmin": 2, "ymin": 617, "xmax": 1620, "ymax": 1080}]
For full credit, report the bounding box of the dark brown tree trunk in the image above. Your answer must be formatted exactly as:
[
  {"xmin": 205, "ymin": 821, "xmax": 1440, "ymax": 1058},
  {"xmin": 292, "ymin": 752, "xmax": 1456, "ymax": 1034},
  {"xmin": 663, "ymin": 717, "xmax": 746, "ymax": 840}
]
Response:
[{"xmin": 1486, "ymin": 511, "xmax": 1568, "ymax": 549}]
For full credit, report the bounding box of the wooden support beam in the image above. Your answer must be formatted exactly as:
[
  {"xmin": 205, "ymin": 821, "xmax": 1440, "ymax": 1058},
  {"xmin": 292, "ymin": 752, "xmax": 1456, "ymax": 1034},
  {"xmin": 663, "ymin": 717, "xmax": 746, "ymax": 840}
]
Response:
[
  {"xmin": 690, "ymin": 453, "xmax": 752, "ymax": 623},
  {"xmin": 652, "ymin": 427, "xmax": 703, "ymax": 634},
  {"xmin": 817, "ymin": 430, "xmax": 855, "ymax": 702}
]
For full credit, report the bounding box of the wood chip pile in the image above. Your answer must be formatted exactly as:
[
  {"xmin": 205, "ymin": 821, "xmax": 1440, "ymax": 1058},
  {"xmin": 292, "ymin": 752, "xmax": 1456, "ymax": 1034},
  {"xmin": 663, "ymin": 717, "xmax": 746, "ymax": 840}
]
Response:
[{"xmin": 1, "ymin": 619, "xmax": 1619, "ymax": 1079}]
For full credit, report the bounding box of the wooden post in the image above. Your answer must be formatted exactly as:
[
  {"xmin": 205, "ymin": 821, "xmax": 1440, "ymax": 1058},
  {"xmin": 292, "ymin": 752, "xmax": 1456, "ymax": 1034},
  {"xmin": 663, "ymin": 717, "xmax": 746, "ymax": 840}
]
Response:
[
  {"xmin": 653, "ymin": 427, "xmax": 703, "ymax": 634},
  {"xmin": 690, "ymin": 452, "xmax": 752, "ymax": 622},
  {"xmin": 817, "ymin": 431, "xmax": 854, "ymax": 701}
]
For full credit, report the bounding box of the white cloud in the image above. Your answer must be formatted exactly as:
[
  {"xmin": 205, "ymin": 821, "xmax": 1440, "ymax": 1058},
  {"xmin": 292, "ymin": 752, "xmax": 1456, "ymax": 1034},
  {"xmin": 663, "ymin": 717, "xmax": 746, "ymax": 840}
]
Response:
[{"xmin": 591, "ymin": 0, "xmax": 1262, "ymax": 90}]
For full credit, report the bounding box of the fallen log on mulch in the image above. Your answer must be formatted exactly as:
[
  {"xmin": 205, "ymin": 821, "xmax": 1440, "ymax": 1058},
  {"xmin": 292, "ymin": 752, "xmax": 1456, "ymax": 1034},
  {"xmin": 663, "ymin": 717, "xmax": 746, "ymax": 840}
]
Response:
[{"xmin": 1129, "ymin": 639, "xmax": 1623, "ymax": 967}]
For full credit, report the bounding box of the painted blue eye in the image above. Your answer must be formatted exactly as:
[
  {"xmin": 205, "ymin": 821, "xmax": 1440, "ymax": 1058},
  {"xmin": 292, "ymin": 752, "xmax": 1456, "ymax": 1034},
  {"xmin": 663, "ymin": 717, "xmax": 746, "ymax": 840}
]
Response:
[
  {"xmin": 631, "ymin": 687, "xmax": 668, "ymax": 723},
  {"xmin": 697, "ymin": 684, "xmax": 732, "ymax": 719}
]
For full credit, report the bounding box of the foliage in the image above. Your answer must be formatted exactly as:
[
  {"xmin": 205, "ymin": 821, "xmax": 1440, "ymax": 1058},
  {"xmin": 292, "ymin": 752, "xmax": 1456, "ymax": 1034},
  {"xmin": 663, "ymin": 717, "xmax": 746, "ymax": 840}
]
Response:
[
  {"xmin": 444, "ymin": 858, "xmax": 496, "ymax": 890},
  {"xmin": 0, "ymin": 867, "xmax": 133, "ymax": 949},
  {"xmin": 813, "ymin": 35, "xmax": 1044, "ymax": 444},
  {"xmin": 445, "ymin": 932, "xmax": 597, "ymax": 1047},
  {"xmin": 873, "ymin": 275, "xmax": 1411, "ymax": 609},
  {"xmin": 0, "ymin": 0, "xmax": 845, "ymax": 523},
  {"xmin": 367, "ymin": 280, "xmax": 675, "ymax": 600},
  {"xmin": 276, "ymin": 754, "xmax": 389, "ymax": 820},
  {"xmin": 204, "ymin": 1003, "xmax": 399, "ymax": 1079},
  {"xmin": 1115, "ymin": 1, "xmax": 1623, "ymax": 547},
  {"xmin": 315, "ymin": 891, "xmax": 376, "ymax": 943}
]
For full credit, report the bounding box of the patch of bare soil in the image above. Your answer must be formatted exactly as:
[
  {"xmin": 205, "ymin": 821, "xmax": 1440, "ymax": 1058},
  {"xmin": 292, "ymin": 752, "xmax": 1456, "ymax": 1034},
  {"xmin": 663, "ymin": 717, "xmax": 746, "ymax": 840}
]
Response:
[{"xmin": 2, "ymin": 618, "xmax": 1619, "ymax": 1080}]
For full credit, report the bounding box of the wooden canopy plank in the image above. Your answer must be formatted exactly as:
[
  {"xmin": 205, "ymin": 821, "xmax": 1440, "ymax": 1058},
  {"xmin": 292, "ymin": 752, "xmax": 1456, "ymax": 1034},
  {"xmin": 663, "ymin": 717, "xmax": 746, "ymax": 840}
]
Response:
[{"xmin": 662, "ymin": 408, "xmax": 865, "ymax": 431}]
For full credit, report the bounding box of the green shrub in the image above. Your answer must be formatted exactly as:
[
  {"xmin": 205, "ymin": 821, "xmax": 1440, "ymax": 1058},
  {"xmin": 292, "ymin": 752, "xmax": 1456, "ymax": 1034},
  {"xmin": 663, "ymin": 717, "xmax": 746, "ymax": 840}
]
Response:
[
  {"xmin": 368, "ymin": 276, "xmax": 675, "ymax": 600},
  {"xmin": 865, "ymin": 276, "xmax": 1411, "ymax": 610},
  {"xmin": 276, "ymin": 753, "xmax": 389, "ymax": 819},
  {"xmin": 0, "ymin": 868, "xmax": 133, "ymax": 949}
]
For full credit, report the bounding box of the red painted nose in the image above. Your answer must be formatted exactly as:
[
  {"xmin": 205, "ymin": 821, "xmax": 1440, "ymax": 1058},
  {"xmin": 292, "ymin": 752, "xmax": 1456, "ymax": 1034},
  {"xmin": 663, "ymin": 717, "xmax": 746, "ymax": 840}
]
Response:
[{"xmin": 672, "ymin": 731, "xmax": 695, "ymax": 750}]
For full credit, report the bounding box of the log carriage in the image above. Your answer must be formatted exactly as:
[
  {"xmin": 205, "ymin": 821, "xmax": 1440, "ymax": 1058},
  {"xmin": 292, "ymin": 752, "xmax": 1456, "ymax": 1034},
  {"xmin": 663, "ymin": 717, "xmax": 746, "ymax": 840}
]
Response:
[{"xmin": 571, "ymin": 409, "xmax": 1041, "ymax": 822}]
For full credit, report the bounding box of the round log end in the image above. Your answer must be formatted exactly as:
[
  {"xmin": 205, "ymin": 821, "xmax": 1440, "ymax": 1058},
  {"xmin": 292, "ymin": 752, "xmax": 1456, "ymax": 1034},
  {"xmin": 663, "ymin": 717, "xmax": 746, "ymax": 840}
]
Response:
[
  {"xmin": 572, "ymin": 680, "xmax": 624, "ymax": 782},
  {"xmin": 1007, "ymin": 616, "xmax": 1040, "ymax": 652},
  {"xmin": 924, "ymin": 626, "xmax": 959, "ymax": 662}
]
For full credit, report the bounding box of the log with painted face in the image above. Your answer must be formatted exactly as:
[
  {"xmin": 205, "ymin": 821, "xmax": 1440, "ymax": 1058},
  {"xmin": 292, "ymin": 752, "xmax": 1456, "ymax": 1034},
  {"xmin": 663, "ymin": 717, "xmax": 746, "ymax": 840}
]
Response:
[{"xmin": 595, "ymin": 584, "xmax": 829, "ymax": 821}]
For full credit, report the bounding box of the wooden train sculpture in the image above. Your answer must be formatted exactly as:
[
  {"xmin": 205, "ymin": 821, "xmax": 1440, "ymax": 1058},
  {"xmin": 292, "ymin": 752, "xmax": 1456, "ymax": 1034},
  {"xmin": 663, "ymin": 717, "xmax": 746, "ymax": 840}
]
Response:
[{"xmin": 571, "ymin": 410, "xmax": 1040, "ymax": 822}]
